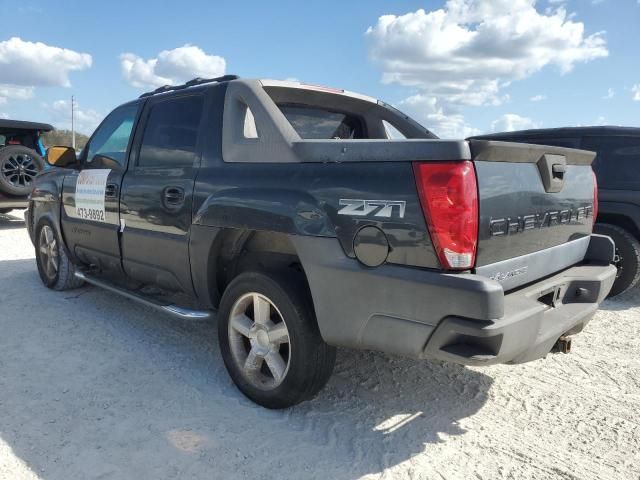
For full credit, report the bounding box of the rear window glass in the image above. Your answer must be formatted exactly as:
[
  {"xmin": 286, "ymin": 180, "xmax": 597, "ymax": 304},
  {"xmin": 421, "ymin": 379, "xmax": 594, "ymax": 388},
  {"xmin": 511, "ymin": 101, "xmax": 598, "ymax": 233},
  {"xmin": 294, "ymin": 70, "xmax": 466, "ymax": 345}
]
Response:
[{"xmin": 277, "ymin": 105, "xmax": 365, "ymax": 139}]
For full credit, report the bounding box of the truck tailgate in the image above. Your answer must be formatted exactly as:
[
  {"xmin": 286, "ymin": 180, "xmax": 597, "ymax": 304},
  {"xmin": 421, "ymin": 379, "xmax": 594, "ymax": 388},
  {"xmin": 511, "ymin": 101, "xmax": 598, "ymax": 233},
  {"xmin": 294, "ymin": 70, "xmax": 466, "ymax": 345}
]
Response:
[{"xmin": 470, "ymin": 140, "xmax": 597, "ymax": 289}]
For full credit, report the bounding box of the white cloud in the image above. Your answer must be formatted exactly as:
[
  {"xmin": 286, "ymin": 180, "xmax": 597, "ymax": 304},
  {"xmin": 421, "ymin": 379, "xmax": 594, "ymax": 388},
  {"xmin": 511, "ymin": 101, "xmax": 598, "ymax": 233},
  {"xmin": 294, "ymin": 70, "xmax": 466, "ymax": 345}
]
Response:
[
  {"xmin": 366, "ymin": 0, "xmax": 607, "ymax": 136},
  {"xmin": 0, "ymin": 112, "xmax": 8, "ymax": 119},
  {"xmin": 400, "ymin": 94, "xmax": 481, "ymax": 138},
  {"xmin": 633, "ymin": 84, "xmax": 640, "ymax": 101},
  {"xmin": 530, "ymin": 94, "xmax": 547, "ymax": 102},
  {"xmin": 492, "ymin": 113, "xmax": 540, "ymax": 132},
  {"xmin": 46, "ymin": 99, "xmax": 104, "ymax": 135},
  {"xmin": 603, "ymin": 88, "xmax": 615, "ymax": 99},
  {"xmin": 0, "ymin": 85, "xmax": 33, "ymax": 104},
  {"xmin": 120, "ymin": 45, "xmax": 226, "ymax": 89},
  {"xmin": 0, "ymin": 37, "xmax": 91, "ymax": 87}
]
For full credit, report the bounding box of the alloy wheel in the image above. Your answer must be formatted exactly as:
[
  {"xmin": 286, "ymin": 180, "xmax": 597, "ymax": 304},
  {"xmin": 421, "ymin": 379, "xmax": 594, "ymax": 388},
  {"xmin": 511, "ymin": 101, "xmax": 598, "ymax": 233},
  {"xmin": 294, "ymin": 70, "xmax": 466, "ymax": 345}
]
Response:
[
  {"xmin": 38, "ymin": 225, "xmax": 59, "ymax": 281},
  {"xmin": 228, "ymin": 292, "xmax": 291, "ymax": 390},
  {"xmin": 2, "ymin": 153, "xmax": 38, "ymax": 188}
]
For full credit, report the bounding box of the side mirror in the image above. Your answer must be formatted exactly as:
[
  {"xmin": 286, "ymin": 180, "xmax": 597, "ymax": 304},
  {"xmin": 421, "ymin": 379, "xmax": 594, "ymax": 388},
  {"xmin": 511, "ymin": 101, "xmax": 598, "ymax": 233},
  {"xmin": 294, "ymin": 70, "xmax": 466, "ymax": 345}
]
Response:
[{"xmin": 46, "ymin": 146, "xmax": 77, "ymax": 168}]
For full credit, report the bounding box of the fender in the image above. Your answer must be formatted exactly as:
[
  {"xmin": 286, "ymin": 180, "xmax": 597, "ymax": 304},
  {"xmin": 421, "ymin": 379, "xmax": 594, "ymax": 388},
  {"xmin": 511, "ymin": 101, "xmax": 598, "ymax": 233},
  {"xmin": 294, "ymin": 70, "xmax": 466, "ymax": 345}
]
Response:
[
  {"xmin": 30, "ymin": 169, "xmax": 72, "ymax": 260},
  {"xmin": 598, "ymin": 199, "xmax": 640, "ymax": 232},
  {"xmin": 190, "ymin": 188, "xmax": 336, "ymax": 309}
]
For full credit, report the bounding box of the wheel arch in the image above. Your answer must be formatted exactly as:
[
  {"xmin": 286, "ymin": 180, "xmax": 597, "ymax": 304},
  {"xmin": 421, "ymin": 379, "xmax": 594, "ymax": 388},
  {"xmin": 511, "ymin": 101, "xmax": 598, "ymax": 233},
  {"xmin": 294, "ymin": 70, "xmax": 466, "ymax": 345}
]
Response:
[
  {"xmin": 30, "ymin": 172, "xmax": 68, "ymax": 255},
  {"xmin": 596, "ymin": 211, "xmax": 640, "ymax": 239},
  {"xmin": 190, "ymin": 226, "xmax": 311, "ymax": 310}
]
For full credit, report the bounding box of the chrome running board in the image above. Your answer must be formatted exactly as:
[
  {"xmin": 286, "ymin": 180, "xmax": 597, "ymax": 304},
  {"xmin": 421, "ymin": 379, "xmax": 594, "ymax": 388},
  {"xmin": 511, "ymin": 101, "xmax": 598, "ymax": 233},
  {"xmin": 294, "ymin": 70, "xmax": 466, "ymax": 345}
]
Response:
[{"xmin": 74, "ymin": 271, "xmax": 213, "ymax": 320}]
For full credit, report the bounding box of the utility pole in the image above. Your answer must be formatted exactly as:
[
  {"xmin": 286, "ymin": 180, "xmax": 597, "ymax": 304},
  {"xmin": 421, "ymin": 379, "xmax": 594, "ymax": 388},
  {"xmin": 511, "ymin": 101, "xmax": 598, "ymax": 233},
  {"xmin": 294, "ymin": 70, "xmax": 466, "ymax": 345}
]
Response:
[{"xmin": 71, "ymin": 95, "xmax": 76, "ymax": 149}]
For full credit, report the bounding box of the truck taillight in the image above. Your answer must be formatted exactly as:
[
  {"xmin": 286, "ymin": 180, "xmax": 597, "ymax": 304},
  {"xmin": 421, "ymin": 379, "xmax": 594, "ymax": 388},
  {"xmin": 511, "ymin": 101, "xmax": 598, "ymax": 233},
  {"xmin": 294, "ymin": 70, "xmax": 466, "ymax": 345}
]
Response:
[
  {"xmin": 412, "ymin": 161, "xmax": 479, "ymax": 270},
  {"xmin": 592, "ymin": 169, "xmax": 598, "ymax": 225}
]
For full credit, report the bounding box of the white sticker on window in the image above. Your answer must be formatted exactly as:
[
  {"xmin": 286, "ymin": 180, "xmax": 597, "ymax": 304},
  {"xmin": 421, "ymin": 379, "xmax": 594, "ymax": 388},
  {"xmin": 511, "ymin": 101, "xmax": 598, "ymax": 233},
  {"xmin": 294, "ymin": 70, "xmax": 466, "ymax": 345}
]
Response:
[{"xmin": 75, "ymin": 169, "xmax": 111, "ymax": 222}]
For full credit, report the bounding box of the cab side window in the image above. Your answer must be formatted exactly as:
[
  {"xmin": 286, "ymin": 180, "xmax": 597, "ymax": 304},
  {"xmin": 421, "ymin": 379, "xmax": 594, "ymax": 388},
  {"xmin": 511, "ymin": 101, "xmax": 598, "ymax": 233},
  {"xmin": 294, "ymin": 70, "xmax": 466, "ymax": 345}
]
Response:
[
  {"xmin": 85, "ymin": 104, "xmax": 139, "ymax": 169},
  {"xmin": 137, "ymin": 95, "xmax": 204, "ymax": 167}
]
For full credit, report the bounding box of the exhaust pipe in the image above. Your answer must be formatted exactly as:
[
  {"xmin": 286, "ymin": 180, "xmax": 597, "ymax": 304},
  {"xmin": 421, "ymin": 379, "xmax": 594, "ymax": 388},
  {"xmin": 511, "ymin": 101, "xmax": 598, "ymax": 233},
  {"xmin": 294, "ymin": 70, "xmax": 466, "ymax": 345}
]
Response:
[{"xmin": 552, "ymin": 336, "xmax": 572, "ymax": 354}]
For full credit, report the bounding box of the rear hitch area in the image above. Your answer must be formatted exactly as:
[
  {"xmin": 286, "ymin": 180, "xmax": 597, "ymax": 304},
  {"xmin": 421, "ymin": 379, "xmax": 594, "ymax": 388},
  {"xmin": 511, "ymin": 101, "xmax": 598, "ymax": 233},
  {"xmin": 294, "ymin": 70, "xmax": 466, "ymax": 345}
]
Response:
[{"xmin": 551, "ymin": 336, "xmax": 572, "ymax": 354}]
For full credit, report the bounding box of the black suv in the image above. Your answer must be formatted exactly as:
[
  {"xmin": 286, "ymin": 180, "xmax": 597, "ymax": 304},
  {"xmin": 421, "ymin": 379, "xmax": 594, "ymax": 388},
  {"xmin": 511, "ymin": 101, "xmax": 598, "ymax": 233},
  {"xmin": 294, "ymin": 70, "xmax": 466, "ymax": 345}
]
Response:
[
  {"xmin": 0, "ymin": 119, "xmax": 52, "ymax": 213},
  {"xmin": 472, "ymin": 127, "xmax": 640, "ymax": 297}
]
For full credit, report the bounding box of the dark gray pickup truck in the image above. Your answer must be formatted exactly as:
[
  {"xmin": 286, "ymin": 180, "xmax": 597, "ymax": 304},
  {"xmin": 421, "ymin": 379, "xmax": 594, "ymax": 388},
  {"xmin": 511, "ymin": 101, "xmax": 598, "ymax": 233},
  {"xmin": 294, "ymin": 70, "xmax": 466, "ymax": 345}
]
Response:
[{"xmin": 27, "ymin": 76, "xmax": 616, "ymax": 408}]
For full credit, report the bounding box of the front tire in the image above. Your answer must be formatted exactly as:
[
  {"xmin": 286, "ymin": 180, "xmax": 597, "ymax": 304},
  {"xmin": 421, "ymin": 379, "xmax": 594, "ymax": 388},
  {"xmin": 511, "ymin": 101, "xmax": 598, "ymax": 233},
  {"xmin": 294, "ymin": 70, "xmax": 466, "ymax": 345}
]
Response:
[
  {"xmin": 35, "ymin": 220, "xmax": 84, "ymax": 291},
  {"xmin": 594, "ymin": 223, "xmax": 640, "ymax": 297},
  {"xmin": 218, "ymin": 271, "xmax": 336, "ymax": 409}
]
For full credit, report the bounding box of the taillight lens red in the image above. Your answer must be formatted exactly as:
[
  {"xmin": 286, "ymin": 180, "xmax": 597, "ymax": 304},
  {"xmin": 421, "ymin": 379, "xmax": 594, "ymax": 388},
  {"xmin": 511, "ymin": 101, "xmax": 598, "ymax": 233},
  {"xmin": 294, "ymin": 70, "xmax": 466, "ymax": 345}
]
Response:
[
  {"xmin": 413, "ymin": 161, "xmax": 479, "ymax": 270},
  {"xmin": 592, "ymin": 169, "xmax": 598, "ymax": 225}
]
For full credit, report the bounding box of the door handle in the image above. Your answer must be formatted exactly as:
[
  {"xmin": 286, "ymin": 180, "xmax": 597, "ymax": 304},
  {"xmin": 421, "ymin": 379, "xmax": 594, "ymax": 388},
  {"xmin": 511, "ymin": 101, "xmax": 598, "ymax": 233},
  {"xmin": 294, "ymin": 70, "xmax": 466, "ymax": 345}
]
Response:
[
  {"xmin": 105, "ymin": 183, "xmax": 119, "ymax": 198},
  {"xmin": 163, "ymin": 187, "xmax": 185, "ymax": 205}
]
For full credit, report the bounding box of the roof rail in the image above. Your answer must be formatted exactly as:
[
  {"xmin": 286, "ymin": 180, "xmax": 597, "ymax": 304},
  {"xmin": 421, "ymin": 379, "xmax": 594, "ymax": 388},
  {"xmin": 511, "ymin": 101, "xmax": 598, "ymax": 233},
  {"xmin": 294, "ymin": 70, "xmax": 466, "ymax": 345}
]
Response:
[{"xmin": 138, "ymin": 74, "xmax": 240, "ymax": 98}]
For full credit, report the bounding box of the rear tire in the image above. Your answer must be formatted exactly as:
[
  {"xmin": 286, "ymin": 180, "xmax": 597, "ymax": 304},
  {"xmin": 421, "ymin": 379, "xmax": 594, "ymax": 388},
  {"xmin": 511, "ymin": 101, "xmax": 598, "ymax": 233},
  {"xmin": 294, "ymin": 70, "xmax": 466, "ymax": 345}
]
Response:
[
  {"xmin": 594, "ymin": 223, "xmax": 640, "ymax": 297},
  {"xmin": 0, "ymin": 146, "xmax": 45, "ymax": 196},
  {"xmin": 35, "ymin": 219, "xmax": 84, "ymax": 291},
  {"xmin": 217, "ymin": 270, "xmax": 336, "ymax": 409}
]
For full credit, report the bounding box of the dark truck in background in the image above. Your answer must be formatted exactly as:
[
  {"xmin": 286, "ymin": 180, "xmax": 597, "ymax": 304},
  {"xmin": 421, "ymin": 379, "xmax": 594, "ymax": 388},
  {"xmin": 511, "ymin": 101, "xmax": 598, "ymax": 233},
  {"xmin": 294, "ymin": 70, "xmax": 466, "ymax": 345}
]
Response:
[
  {"xmin": 0, "ymin": 119, "xmax": 51, "ymax": 213},
  {"xmin": 472, "ymin": 127, "xmax": 640, "ymax": 297},
  {"xmin": 27, "ymin": 77, "xmax": 616, "ymax": 408}
]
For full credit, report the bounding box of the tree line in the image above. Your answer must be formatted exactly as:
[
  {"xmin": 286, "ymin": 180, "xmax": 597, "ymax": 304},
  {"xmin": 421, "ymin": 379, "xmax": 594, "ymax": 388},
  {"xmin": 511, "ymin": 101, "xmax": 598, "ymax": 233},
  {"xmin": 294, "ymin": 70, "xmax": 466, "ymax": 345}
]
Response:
[{"xmin": 42, "ymin": 130, "xmax": 90, "ymax": 151}]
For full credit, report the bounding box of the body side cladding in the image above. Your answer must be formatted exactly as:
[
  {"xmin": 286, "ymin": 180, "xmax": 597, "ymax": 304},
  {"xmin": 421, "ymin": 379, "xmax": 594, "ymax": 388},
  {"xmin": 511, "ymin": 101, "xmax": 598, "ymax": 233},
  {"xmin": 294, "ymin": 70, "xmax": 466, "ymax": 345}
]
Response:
[
  {"xmin": 189, "ymin": 224, "xmax": 224, "ymax": 309},
  {"xmin": 290, "ymin": 234, "xmax": 503, "ymax": 350}
]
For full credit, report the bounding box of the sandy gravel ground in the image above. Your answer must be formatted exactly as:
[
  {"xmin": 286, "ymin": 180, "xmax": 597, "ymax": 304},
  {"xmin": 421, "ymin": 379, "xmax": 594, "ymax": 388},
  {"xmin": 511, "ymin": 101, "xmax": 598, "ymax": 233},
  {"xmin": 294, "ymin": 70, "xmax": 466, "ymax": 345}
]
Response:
[{"xmin": 0, "ymin": 210, "xmax": 638, "ymax": 480}]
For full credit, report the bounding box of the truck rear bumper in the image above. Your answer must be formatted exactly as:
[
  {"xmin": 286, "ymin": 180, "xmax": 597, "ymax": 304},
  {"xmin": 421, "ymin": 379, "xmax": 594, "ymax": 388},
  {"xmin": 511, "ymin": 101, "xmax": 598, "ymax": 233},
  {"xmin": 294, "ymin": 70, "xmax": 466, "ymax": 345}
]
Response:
[
  {"xmin": 293, "ymin": 234, "xmax": 616, "ymax": 366},
  {"xmin": 423, "ymin": 261, "xmax": 616, "ymax": 365}
]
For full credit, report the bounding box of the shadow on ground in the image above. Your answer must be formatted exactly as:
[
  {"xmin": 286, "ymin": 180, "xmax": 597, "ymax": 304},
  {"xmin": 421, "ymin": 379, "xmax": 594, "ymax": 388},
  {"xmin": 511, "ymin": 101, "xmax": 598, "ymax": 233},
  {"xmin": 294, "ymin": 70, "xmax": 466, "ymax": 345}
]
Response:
[{"xmin": 0, "ymin": 259, "xmax": 492, "ymax": 479}]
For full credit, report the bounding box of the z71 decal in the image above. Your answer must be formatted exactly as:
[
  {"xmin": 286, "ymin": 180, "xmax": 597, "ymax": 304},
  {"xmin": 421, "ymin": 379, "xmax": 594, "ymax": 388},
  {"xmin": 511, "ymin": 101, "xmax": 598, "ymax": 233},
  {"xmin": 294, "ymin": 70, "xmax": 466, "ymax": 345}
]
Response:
[
  {"xmin": 75, "ymin": 169, "xmax": 111, "ymax": 222},
  {"xmin": 338, "ymin": 199, "xmax": 406, "ymax": 219}
]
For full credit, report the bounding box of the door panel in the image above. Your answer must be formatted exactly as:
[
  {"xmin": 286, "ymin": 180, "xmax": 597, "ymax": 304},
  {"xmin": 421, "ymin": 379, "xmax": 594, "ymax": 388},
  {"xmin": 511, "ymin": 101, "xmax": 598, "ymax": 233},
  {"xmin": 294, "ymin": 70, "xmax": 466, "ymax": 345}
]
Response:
[
  {"xmin": 120, "ymin": 166, "xmax": 196, "ymax": 291},
  {"xmin": 61, "ymin": 169, "xmax": 123, "ymax": 271},
  {"xmin": 60, "ymin": 102, "xmax": 140, "ymax": 272},
  {"xmin": 120, "ymin": 94, "xmax": 204, "ymax": 294}
]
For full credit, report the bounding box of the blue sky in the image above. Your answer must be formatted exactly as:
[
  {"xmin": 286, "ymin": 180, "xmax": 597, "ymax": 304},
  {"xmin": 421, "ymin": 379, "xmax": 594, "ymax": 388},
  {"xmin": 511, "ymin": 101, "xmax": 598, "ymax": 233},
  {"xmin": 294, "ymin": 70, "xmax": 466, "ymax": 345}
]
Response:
[{"xmin": 0, "ymin": 0, "xmax": 639, "ymax": 137}]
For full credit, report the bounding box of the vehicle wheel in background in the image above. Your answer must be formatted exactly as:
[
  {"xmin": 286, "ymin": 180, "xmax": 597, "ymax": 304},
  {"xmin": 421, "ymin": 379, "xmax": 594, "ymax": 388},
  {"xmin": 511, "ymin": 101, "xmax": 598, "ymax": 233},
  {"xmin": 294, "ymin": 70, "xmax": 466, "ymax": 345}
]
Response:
[
  {"xmin": 595, "ymin": 223, "xmax": 640, "ymax": 297},
  {"xmin": 0, "ymin": 146, "xmax": 45, "ymax": 196},
  {"xmin": 35, "ymin": 219, "xmax": 84, "ymax": 291},
  {"xmin": 217, "ymin": 271, "xmax": 336, "ymax": 409}
]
